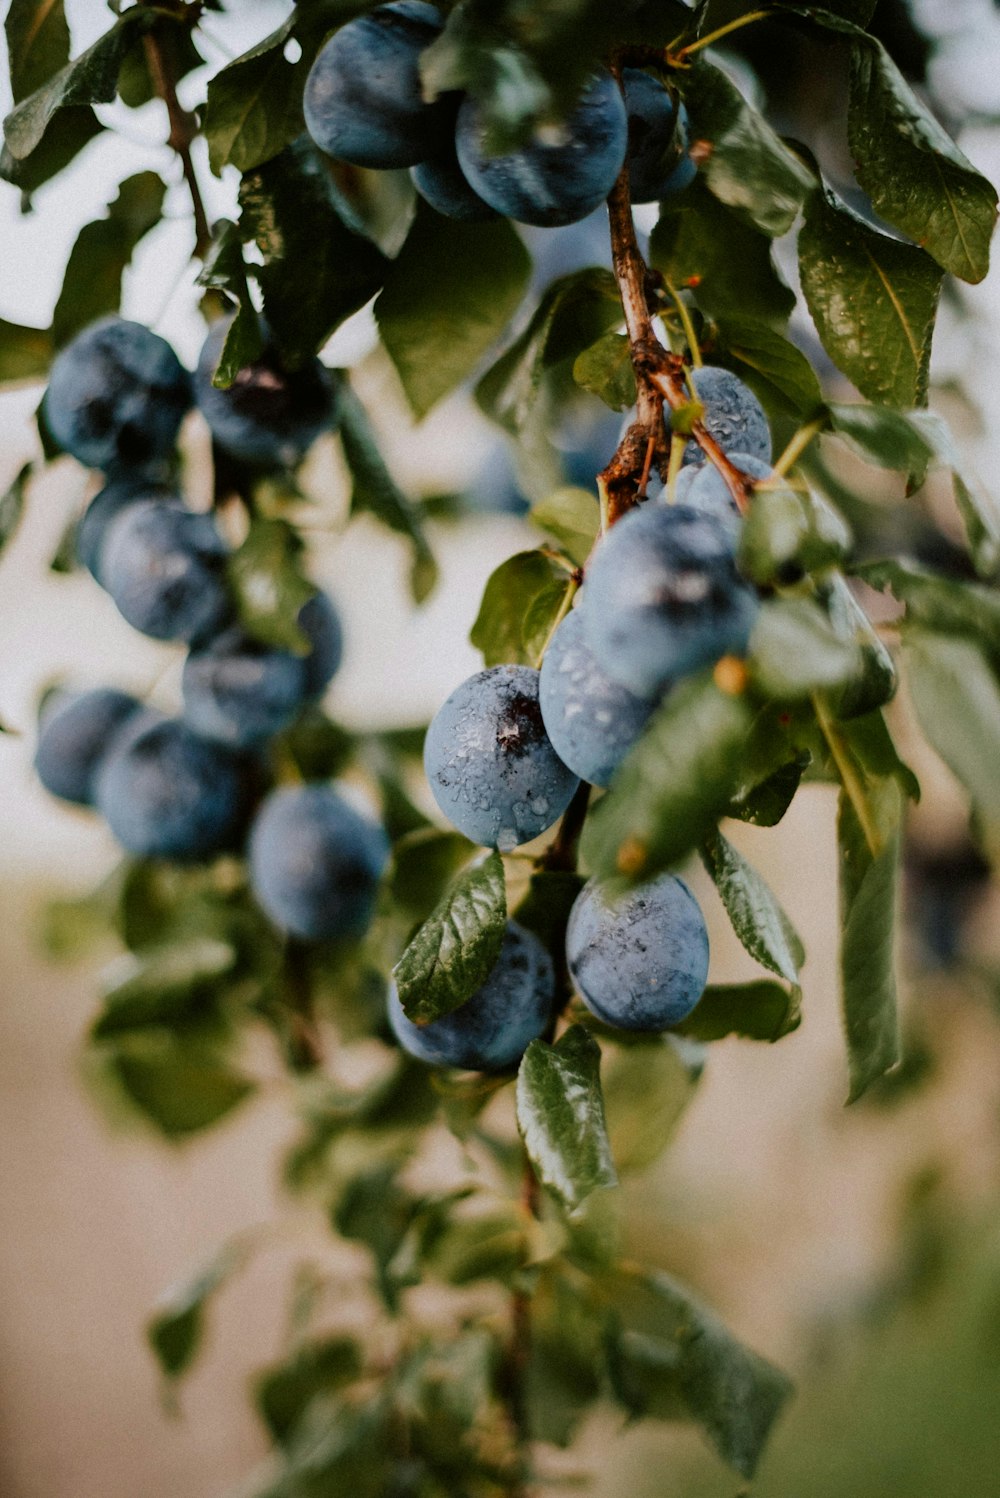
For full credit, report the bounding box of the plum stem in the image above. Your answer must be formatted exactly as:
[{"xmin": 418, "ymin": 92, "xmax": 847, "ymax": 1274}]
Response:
[
  {"xmin": 280, "ymin": 937, "xmax": 325, "ymax": 1071},
  {"xmin": 773, "ymin": 415, "xmax": 826, "ymax": 478},
  {"xmin": 142, "ymin": 15, "xmax": 212, "ymax": 258},
  {"xmin": 674, "ymin": 9, "xmax": 774, "ymax": 61}
]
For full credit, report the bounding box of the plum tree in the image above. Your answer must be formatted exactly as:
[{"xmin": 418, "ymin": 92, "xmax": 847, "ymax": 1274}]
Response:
[
  {"xmin": 423, "ymin": 665, "xmax": 579, "ymax": 849},
  {"xmin": 43, "ymin": 317, "xmax": 191, "ymax": 472},
  {"xmin": 679, "ymin": 366, "xmax": 772, "ymax": 467},
  {"xmin": 34, "ymin": 688, "xmax": 143, "ymax": 806},
  {"xmin": 248, "ymin": 785, "xmax": 389, "ymax": 940},
  {"xmin": 539, "ymin": 605, "xmax": 656, "ymax": 786},
  {"xmin": 456, "ymin": 70, "xmax": 628, "ymax": 226},
  {"xmin": 99, "ymin": 500, "xmax": 231, "ymax": 644},
  {"xmin": 303, "ymin": 1, "xmax": 450, "ymax": 168},
  {"xmin": 566, "ymin": 874, "xmax": 710, "ymax": 1029},
  {"xmin": 389, "ymin": 921, "xmax": 554, "ymax": 1070},
  {"xmin": 582, "ymin": 503, "xmax": 759, "ymax": 696}
]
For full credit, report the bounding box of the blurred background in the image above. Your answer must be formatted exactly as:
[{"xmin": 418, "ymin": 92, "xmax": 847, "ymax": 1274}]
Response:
[{"xmin": 3, "ymin": 1, "xmax": 1000, "ymax": 1495}]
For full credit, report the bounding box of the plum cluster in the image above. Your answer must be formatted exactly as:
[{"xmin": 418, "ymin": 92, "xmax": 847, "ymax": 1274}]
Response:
[
  {"xmin": 303, "ymin": 1, "xmax": 695, "ymax": 227},
  {"xmin": 390, "ymin": 368, "xmax": 772, "ymax": 1073},
  {"xmin": 35, "ymin": 316, "xmax": 388, "ymax": 945}
]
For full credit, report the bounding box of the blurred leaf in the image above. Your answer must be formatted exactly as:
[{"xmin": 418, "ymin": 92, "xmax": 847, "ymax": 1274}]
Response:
[
  {"xmin": 6, "ymin": 0, "xmax": 69, "ymax": 103},
  {"xmin": 0, "ymin": 104, "xmax": 103, "ymax": 197},
  {"xmin": 727, "ymin": 705, "xmax": 813, "ymax": 827},
  {"xmin": 530, "ymin": 486, "xmax": 599, "ymax": 567},
  {"xmin": 573, "ymin": 331, "xmax": 635, "ymax": 411},
  {"xmin": 116, "ymin": 23, "xmax": 202, "ymax": 110},
  {"xmin": 52, "ymin": 172, "xmax": 165, "ymax": 348},
  {"xmin": 376, "ymin": 203, "xmax": 531, "ymax": 419},
  {"xmin": 838, "ymin": 779, "xmax": 902, "ymax": 1101},
  {"xmin": 91, "ymin": 936, "xmax": 238, "ymax": 1039},
  {"xmin": 392, "ymin": 850, "xmax": 506, "ymax": 1024},
  {"xmin": 338, "ymin": 381, "xmax": 437, "ymax": 603},
  {"xmin": 517, "ymin": 1025, "xmax": 617, "ymax": 1213},
  {"xmin": 324, "ymin": 161, "xmax": 417, "ymax": 260},
  {"xmin": 105, "ymin": 1035, "xmax": 255, "ymax": 1138},
  {"xmin": 333, "ymin": 1162, "xmax": 418, "ymax": 1310},
  {"xmin": 739, "ymin": 482, "xmax": 850, "ymax": 586},
  {"xmin": 390, "ymin": 827, "xmax": 477, "ymax": 922},
  {"xmin": 196, "ymin": 221, "xmax": 265, "ymax": 386},
  {"xmin": 826, "ymin": 400, "xmax": 935, "ymax": 481},
  {"xmin": 470, "ymin": 549, "xmax": 568, "ymax": 667},
  {"xmin": 749, "ymin": 595, "xmax": 861, "ymax": 699},
  {"xmin": 526, "ymin": 1267, "xmax": 604, "ymax": 1445},
  {"xmin": 0, "ymin": 461, "xmax": 30, "ymax": 557},
  {"xmin": 857, "ymin": 559, "xmax": 1000, "ymax": 651},
  {"xmin": 204, "ymin": 20, "xmax": 305, "ymax": 175},
  {"xmin": 675, "ymin": 979, "xmax": 802, "ymax": 1042},
  {"xmin": 602, "ymin": 1034, "xmax": 703, "ymax": 1173},
  {"xmin": 256, "ymin": 1336, "xmax": 364, "ymax": 1445},
  {"xmin": 247, "ymin": 1394, "xmax": 392, "ymax": 1498},
  {"xmin": 227, "ymin": 517, "xmax": 314, "ymax": 652},
  {"xmin": 513, "ymin": 869, "xmax": 586, "ymax": 955},
  {"xmin": 147, "ymin": 1239, "xmax": 245, "ymax": 1379},
  {"xmin": 0, "ymin": 317, "xmax": 52, "ymax": 384},
  {"xmin": 820, "ymin": 573, "xmax": 897, "ymax": 720},
  {"xmin": 701, "ymin": 829, "xmax": 805, "ymax": 984}
]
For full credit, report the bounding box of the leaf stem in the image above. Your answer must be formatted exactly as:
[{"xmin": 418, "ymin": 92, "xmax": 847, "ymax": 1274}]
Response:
[
  {"xmin": 142, "ymin": 18, "xmax": 212, "ymax": 258},
  {"xmin": 533, "ymin": 577, "xmax": 580, "ymax": 668},
  {"xmin": 676, "ymin": 9, "xmax": 773, "ymax": 60},
  {"xmin": 773, "ymin": 416, "xmax": 826, "ymax": 478},
  {"xmin": 663, "ymin": 276, "xmax": 703, "ymax": 368},
  {"xmin": 811, "ymin": 692, "xmax": 884, "ymax": 858}
]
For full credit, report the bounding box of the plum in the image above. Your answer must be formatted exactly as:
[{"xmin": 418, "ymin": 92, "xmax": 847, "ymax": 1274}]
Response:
[
  {"xmin": 99, "ymin": 500, "xmax": 231, "ymax": 644},
  {"xmin": 678, "ymin": 366, "xmax": 771, "ymax": 468},
  {"xmin": 35, "ymin": 687, "xmax": 143, "ymax": 806}
]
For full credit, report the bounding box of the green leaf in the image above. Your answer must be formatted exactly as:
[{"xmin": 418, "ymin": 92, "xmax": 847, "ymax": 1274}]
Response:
[
  {"xmin": 204, "ymin": 21, "xmax": 306, "ymax": 175},
  {"xmin": 389, "ymin": 827, "xmax": 476, "ymax": 923},
  {"xmin": 798, "ymin": 185, "xmax": 943, "ymax": 408},
  {"xmin": 512, "ymin": 868, "xmax": 586, "ymax": 955},
  {"xmin": 107, "ymin": 1036, "xmax": 255, "ymax": 1138},
  {"xmin": 337, "ymin": 381, "xmax": 437, "ymax": 603},
  {"xmin": 848, "ymin": 35, "xmax": 997, "ymax": 284},
  {"xmin": 6, "ymin": 0, "xmax": 70, "ymax": 104},
  {"xmin": 700, "ymin": 829, "xmax": 805, "ymax": 984},
  {"xmin": 256, "ymin": 1337, "xmax": 364, "ymax": 1445},
  {"xmin": 226, "ymin": 517, "xmax": 314, "ymax": 652},
  {"xmin": 91, "ymin": 936, "xmax": 238, "ymax": 1039},
  {"xmin": 529, "ymin": 486, "xmax": 599, "ymax": 567},
  {"xmin": 601, "ymin": 1034, "xmax": 703, "ymax": 1173},
  {"xmin": 825, "ymin": 400, "xmax": 936, "ymax": 481},
  {"xmin": 573, "ymin": 331, "xmax": 636, "ymax": 411},
  {"xmin": 517, "ymin": 1025, "xmax": 618, "ymax": 1213},
  {"xmin": 392, "ymin": 850, "xmax": 506, "ymax": 1024},
  {"xmin": 838, "ymin": 781, "xmax": 902, "ymax": 1101},
  {"xmin": 0, "ymin": 104, "xmax": 104, "ymax": 198},
  {"xmin": 905, "ymin": 630, "xmax": 1000, "ymax": 853},
  {"xmin": 0, "ymin": 317, "xmax": 52, "ymax": 384},
  {"xmin": 581, "ymin": 674, "xmax": 753, "ymax": 886},
  {"xmin": 650, "ymin": 180, "xmax": 795, "ymax": 328},
  {"xmin": 739, "ymin": 482, "xmax": 850, "ymax": 587},
  {"xmin": 712, "ymin": 316, "xmax": 823, "ymax": 418},
  {"xmin": 0, "ymin": 461, "xmax": 30, "ymax": 557},
  {"xmin": 820, "ymin": 573, "xmax": 897, "ymax": 720},
  {"xmin": 748, "ymin": 595, "xmax": 861, "ymax": 699},
  {"xmin": 469, "ymin": 549, "xmax": 568, "ymax": 667},
  {"xmin": 116, "ymin": 23, "xmax": 202, "ymax": 111},
  {"xmin": 324, "ymin": 161, "xmax": 417, "ymax": 260},
  {"xmin": 682, "ymin": 59, "xmax": 814, "ymax": 237},
  {"xmin": 147, "ymin": 1241, "xmax": 244, "ymax": 1379},
  {"xmin": 196, "ymin": 224, "xmax": 264, "ymax": 387},
  {"xmin": 247, "ymin": 1397, "xmax": 391, "ymax": 1498},
  {"xmin": 857, "ymin": 558, "xmax": 1000, "ymax": 652},
  {"xmin": 376, "ymin": 202, "xmax": 531, "ymax": 420},
  {"xmin": 476, "ymin": 268, "xmax": 622, "ymax": 433},
  {"xmin": 727, "ymin": 704, "xmax": 813, "ymax": 828},
  {"xmin": 675, "ymin": 979, "xmax": 802, "ymax": 1042},
  {"xmin": 52, "ymin": 171, "xmax": 165, "ymax": 348},
  {"xmin": 238, "ymin": 137, "xmax": 389, "ymax": 368}
]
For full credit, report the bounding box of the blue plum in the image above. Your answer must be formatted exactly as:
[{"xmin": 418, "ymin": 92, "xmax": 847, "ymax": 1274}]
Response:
[
  {"xmin": 303, "ymin": 1, "xmax": 450, "ymax": 169},
  {"xmin": 181, "ymin": 590, "xmax": 344, "ymax": 748},
  {"xmin": 43, "ymin": 317, "xmax": 191, "ymax": 472},
  {"xmin": 95, "ymin": 714, "xmax": 251, "ymax": 859},
  {"xmin": 76, "ymin": 475, "xmax": 180, "ymax": 583},
  {"xmin": 660, "ymin": 103, "xmax": 697, "ymax": 195},
  {"xmin": 566, "ymin": 874, "xmax": 709, "ymax": 1030},
  {"xmin": 456, "ymin": 70, "xmax": 628, "ymax": 228},
  {"xmin": 539, "ymin": 607, "xmax": 656, "ymax": 787},
  {"xmin": 411, "ymin": 143, "xmax": 498, "ymax": 221},
  {"xmin": 673, "ymin": 452, "xmax": 773, "ymax": 538},
  {"xmin": 195, "ymin": 320, "xmax": 338, "ymax": 469},
  {"xmin": 679, "ymin": 366, "xmax": 771, "ymax": 468},
  {"xmin": 623, "ymin": 68, "xmax": 685, "ymax": 204},
  {"xmin": 248, "ymin": 784, "xmax": 389, "ymax": 941},
  {"xmin": 424, "ymin": 665, "xmax": 579, "ymax": 851},
  {"xmin": 99, "ymin": 500, "xmax": 231, "ymax": 643},
  {"xmin": 582, "ymin": 503, "xmax": 759, "ymax": 697},
  {"xmin": 35, "ymin": 687, "xmax": 143, "ymax": 806},
  {"xmin": 388, "ymin": 920, "xmax": 554, "ymax": 1071}
]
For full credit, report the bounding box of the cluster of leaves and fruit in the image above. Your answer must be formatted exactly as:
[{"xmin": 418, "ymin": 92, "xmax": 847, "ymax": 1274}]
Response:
[{"xmin": 4, "ymin": 0, "xmax": 1000, "ymax": 1492}]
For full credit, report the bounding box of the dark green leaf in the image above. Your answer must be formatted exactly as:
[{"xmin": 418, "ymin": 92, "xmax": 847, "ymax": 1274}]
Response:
[
  {"xmin": 819, "ymin": 573, "xmax": 897, "ymax": 720},
  {"xmin": 857, "ymin": 558, "xmax": 1000, "ymax": 652},
  {"xmin": 227, "ymin": 517, "xmax": 314, "ymax": 652},
  {"xmin": 529, "ymin": 486, "xmax": 599, "ymax": 567},
  {"xmin": 517, "ymin": 1024, "xmax": 617, "ymax": 1212},
  {"xmin": 513, "ymin": 869, "xmax": 586, "ymax": 955},
  {"xmin": 825, "ymin": 400, "xmax": 935, "ymax": 481},
  {"xmin": 650, "ymin": 180, "xmax": 795, "ymax": 328},
  {"xmin": 376, "ymin": 202, "xmax": 531, "ymax": 419},
  {"xmin": 6, "ymin": 0, "xmax": 70, "ymax": 104},
  {"xmin": 682, "ymin": 59, "xmax": 814, "ymax": 237},
  {"xmin": 601, "ymin": 1034, "xmax": 703, "ymax": 1173},
  {"xmin": 838, "ymin": 781, "xmax": 902, "ymax": 1101},
  {"xmin": 581, "ymin": 674, "xmax": 753, "ymax": 885},
  {"xmin": 573, "ymin": 331, "xmax": 636, "ymax": 411},
  {"xmin": 0, "ymin": 104, "xmax": 104, "ymax": 197},
  {"xmin": 739, "ymin": 482, "xmax": 850, "ymax": 586},
  {"xmin": 799, "ymin": 185, "xmax": 943, "ymax": 408},
  {"xmin": 469, "ymin": 549, "xmax": 568, "ymax": 667},
  {"xmin": 333, "ymin": 1162, "xmax": 417, "ymax": 1310},
  {"xmin": 675, "ymin": 979, "xmax": 802, "ymax": 1042},
  {"xmin": 0, "ymin": 461, "xmax": 30, "ymax": 557},
  {"xmin": 748, "ymin": 595, "xmax": 861, "ymax": 699},
  {"xmin": 116, "ymin": 24, "xmax": 202, "ymax": 111},
  {"xmin": 147, "ymin": 1241, "xmax": 244, "ymax": 1378},
  {"xmin": 256, "ymin": 1337, "xmax": 364, "ymax": 1444},
  {"xmin": 700, "ymin": 829, "xmax": 805, "ymax": 983},
  {"xmin": 392, "ymin": 850, "xmax": 506, "ymax": 1024},
  {"xmin": 338, "ymin": 381, "xmax": 437, "ymax": 603},
  {"xmin": 712, "ymin": 316, "xmax": 823, "ymax": 417},
  {"xmin": 0, "ymin": 317, "xmax": 52, "ymax": 384},
  {"xmin": 389, "ymin": 827, "xmax": 476, "ymax": 922},
  {"xmin": 247, "ymin": 1398, "xmax": 391, "ymax": 1498},
  {"xmin": 91, "ymin": 936, "xmax": 237, "ymax": 1039},
  {"xmin": 107, "ymin": 1036, "xmax": 255, "ymax": 1138},
  {"xmin": 196, "ymin": 224, "xmax": 262, "ymax": 382},
  {"xmin": 727, "ymin": 705, "xmax": 813, "ymax": 827},
  {"xmin": 52, "ymin": 172, "xmax": 165, "ymax": 347},
  {"xmin": 324, "ymin": 161, "xmax": 417, "ymax": 260},
  {"xmin": 204, "ymin": 21, "xmax": 306, "ymax": 175}
]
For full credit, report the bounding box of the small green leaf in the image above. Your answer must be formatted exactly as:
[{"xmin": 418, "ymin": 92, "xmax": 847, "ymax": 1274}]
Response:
[
  {"xmin": 799, "ymin": 185, "xmax": 943, "ymax": 409},
  {"xmin": 204, "ymin": 20, "xmax": 305, "ymax": 176},
  {"xmin": 0, "ymin": 317, "xmax": 52, "ymax": 384},
  {"xmin": 392, "ymin": 850, "xmax": 507, "ymax": 1025},
  {"xmin": 6, "ymin": 0, "xmax": 70, "ymax": 104},
  {"xmin": 91, "ymin": 936, "xmax": 238, "ymax": 1038},
  {"xmin": 0, "ymin": 460, "xmax": 30, "ymax": 557},
  {"xmin": 376, "ymin": 202, "xmax": 531, "ymax": 419},
  {"xmin": 52, "ymin": 171, "xmax": 165, "ymax": 347},
  {"xmin": 700, "ymin": 829, "xmax": 804, "ymax": 984},
  {"xmin": 748, "ymin": 595, "xmax": 861, "ymax": 700},
  {"xmin": 825, "ymin": 400, "xmax": 935, "ymax": 481},
  {"xmin": 517, "ymin": 1024, "xmax": 618, "ymax": 1213},
  {"xmin": 740, "ymin": 482, "xmax": 850, "ymax": 587},
  {"xmin": 581, "ymin": 674, "xmax": 753, "ymax": 886},
  {"xmin": 227, "ymin": 517, "xmax": 314, "ymax": 652},
  {"xmin": 838, "ymin": 781, "xmax": 902, "ymax": 1101},
  {"xmin": 107, "ymin": 1037, "xmax": 255, "ymax": 1138},
  {"xmin": 675, "ymin": 979, "xmax": 802, "ymax": 1043},
  {"xmin": 712, "ymin": 316, "xmax": 823, "ymax": 418},
  {"xmin": 470, "ymin": 550, "xmax": 568, "ymax": 667},
  {"xmin": 601, "ymin": 1034, "xmax": 703, "ymax": 1173},
  {"xmin": 857, "ymin": 558, "xmax": 1000, "ymax": 652},
  {"xmin": 573, "ymin": 331, "xmax": 635, "ymax": 411},
  {"xmin": 256, "ymin": 1337, "xmax": 364, "ymax": 1445},
  {"xmin": 529, "ymin": 486, "xmax": 599, "ymax": 567},
  {"xmin": 148, "ymin": 1240, "xmax": 246, "ymax": 1379},
  {"xmin": 338, "ymin": 381, "xmax": 437, "ymax": 603}
]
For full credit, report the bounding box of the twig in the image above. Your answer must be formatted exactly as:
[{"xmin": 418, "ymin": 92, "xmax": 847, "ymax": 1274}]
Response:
[
  {"xmin": 281, "ymin": 937, "xmax": 325, "ymax": 1071},
  {"xmin": 542, "ymin": 782, "xmax": 592, "ymax": 873},
  {"xmin": 142, "ymin": 19, "xmax": 212, "ymax": 258}
]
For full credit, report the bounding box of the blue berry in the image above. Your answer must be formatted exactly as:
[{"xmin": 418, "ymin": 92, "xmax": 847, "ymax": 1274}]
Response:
[
  {"xmin": 99, "ymin": 500, "xmax": 231, "ymax": 644},
  {"xmin": 35, "ymin": 688, "xmax": 143, "ymax": 806}
]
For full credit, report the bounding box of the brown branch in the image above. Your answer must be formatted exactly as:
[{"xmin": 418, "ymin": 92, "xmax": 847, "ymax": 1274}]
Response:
[{"xmin": 142, "ymin": 20, "xmax": 211, "ymax": 258}]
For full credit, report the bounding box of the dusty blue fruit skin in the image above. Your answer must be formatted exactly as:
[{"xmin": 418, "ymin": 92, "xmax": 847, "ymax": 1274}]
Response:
[
  {"xmin": 582, "ymin": 503, "xmax": 759, "ymax": 697},
  {"xmin": 99, "ymin": 500, "xmax": 231, "ymax": 644},
  {"xmin": 299, "ymin": 591, "xmax": 344, "ymax": 699},
  {"xmin": 674, "ymin": 452, "xmax": 773, "ymax": 539},
  {"xmin": 195, "ymin": 320, "xmax": 338, "ymax": 468},
  {"xmin": 660, "ymin": 103, "xmax": 697, "ymax": 194},
  {"xmin": 623, "ymin": 68, "xmax": 681, "ymax": 204},
  {"xmin": 424, "ymin": 665, "xmax": 580, "ymax": 850},
  {"xmin": 76, "ymin": 476, "xmax": 180, "ymax": 583},
  {"xmin": 303, "ymin": 1, "xmax": 449, "ymax": 168},
  {"xmin": 96, "ymin": 714, "xmax": 250, "ymax": 859},
  {"xmin": 249, "ymin": 784, "xmax": 390, "ymax": 941},
  {"xmin": 566, "ymin": 874, "xmax": 709, "ymax": 1030},
  {"xmin": 456, "ymin": 70, "xmax": 628, "ymax": 228},
  {"xmin": 35, "ymin": 688, "xmax": 143, "ymax": 806},
  {"xmin": 388, "ymin": 920, "xmax": 555, "ymax": 1071},
  {"xmin": 411, "ymin": 143, "xmax": 498, "ymax": 221},
  {"xmin": 679, "ymin": 366, "xmax": 772, "ymax": 468},
  {"xmin": 539, "ymin": 607, "xmax": 656, "ymax": 788},
  {"xmin": 43, "ymin": 317, "xmax": 191, "ymax": 472}
]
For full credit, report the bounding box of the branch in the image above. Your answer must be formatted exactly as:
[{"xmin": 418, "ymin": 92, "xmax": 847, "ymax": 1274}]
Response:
[{"xmin": 142, "ymin": 20, "xmax": 211, "ymax": 258}]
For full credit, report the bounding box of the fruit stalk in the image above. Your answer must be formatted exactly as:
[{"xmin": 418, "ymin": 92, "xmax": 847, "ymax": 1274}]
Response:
[{"xmin": 141, "ymin": 15, "xmax": 212, "ymax": 258}]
